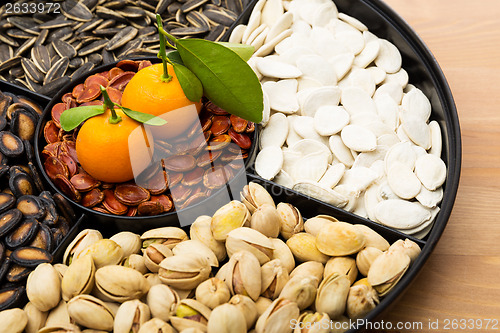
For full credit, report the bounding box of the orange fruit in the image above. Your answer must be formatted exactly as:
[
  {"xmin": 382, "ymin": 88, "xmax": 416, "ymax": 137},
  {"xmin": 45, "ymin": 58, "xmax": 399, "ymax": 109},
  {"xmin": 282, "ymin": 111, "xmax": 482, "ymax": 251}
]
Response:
[
  {"xmin": 76, "ymin": 108, "xmax": 153, "ymax": 183},
  {"xmin": 121, "ymin": 63, "xmax": 202, "ymax": 139}
]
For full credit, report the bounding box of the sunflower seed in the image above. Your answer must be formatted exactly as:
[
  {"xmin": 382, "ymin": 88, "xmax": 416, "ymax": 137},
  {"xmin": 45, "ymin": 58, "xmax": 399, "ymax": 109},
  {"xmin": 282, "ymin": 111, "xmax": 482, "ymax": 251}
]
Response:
[
  {"xmin": 38, "ymin": 18, "xmax": 75, "ymax": 29},
  {"xmin": 170, "ymin": 26, "xmax": 209, "ymax": 36},
  {"xmin": 94, "ymin": 28, "xmax": 123, "ymax": 36},
  {"xmin": 117, "ymin": 6, "xmax": 146, "ymax": 18},
  {"xmin": 205, "ymin": 24, "xmax": 227, "ymax": 41},
  {"xmin": 21, "ymin": 58, "xmax": 44, "ymax": 83},
  {"xmin": 101, "ymin": 49, "xmax": 116, "ymax": 64},
  {"xmin": 78, "ymin": 39, "xmax": 109, "ymax": 56},
  {"xmin": 203, "ymin": 8, "xmax": 237, "ymax": 26},
  {"xmin": 33, "ymin": 13, "xmax": 53, "ymax": 24},
  {"xmin": 52, "ymin": 40, "xmax": 77, "ymax": 59},
  {"xmin": 0, "ymin": 56, "xmax": 22, "ymax": 73},
  {"xmin": 69, "ymin": 57, "xmax": 85, "ymax": 69},
  {"xmin": 0, "ymin": 33, "xmax": 19, "ymax": 47},
  {"xmin": 71, "ymin": 62, "xmax": 94, "ymax": 80},
  {"xmin": 157, "ymin": 0, "xmax": 175, "ymax": 14},
  {"xmin": 105, "ymin": 26, "xmax": 138, "ymax": 51},
  {"xmin": 14, "ymin": 78, "xmax": 30, "ymax": 89},
  {"xmin": 103, "ymin": 0, "xmax": 128, "ymax": 9},
  {"xmin": 182, "ymin": 0, "xmax": 210, "ymax": 13},
  {"xmin": 176, "ymin": 9, "xmax": 188, "ymax": 25},
  {"xmin": 38, "ymin": 76, "xmax": 71, "ymax": 96},
  {"xmin": 227, "ymin": 0, "xmax": 244, "ymax": 14},
  {"xmin": 44, "ymin": 57, "xmax": 69, "ymax": 85},
  {"xmin": 34, "ymin": 29, "xmax": 49, "ymax": 46},
  {"xmin": 211, "ymin": 0, "xmax": 222, "ymax": 6},
  {"xmin": 141, "ymin": 35, "xmax": 160, "ymax": 44},
  {"xmin": 123, "ymin": 48, "xmax": 158, "ymax": 58},
  {"xmin": 129, "ymin": 16, "xmax": 152, "ymax": 29},
  {"xmin": 167, "ymin": 2, "xmax": 182, "ymax": 15},
  {"xmin": 62, "ymin": 0, "xmax": 93, "ymax": 22},
  {"xmin": 77, "ymin": 18, "xmax": 103, "ymax": 33},
  {"xmin": 186, "ymin": 11, "xmax": 210, "ymax": 29},
  {"xmin": 31, "ymin": 45, "xmax": 51, "ymax": 73},
  {"xmin": 6, "ymin": 28, "xmax": 35, "ymax": 39},
  {"xmin": 7, "ymin": 17, "xmax": 40, "ymax": 35},
  {"xmin": 137, "ymin": 0, "xmax": 156, "ymax": 12},
  {"xmin": 0, "ymin": 45, "xmax": 12, "ymax": 63},
  {"xmin": 82, "ymin": 0, "xmax": 99, "ymax": 11},
  {"xmin": 87, "ymin": 53, "xmax": 103, "ymax": 65},
  {"xmin": 47, "ymin": 27, "xmax": 74, "ymax": 43},
  {"xmin": 26, "ymin": 76, "xmax": 42, "ymax": 92},
  {"xmin": 96, "ymin": 6, "xmax": 127, "ymax": 22},
  {"xmin": 14, "ymin": 37, "xmax": 36, "ymax": 57},
  {"xmin": 137, "ymin": 26, "xmax": 157, "ymax": 37},
  {"xmin": 9, "ymin": 66, "xmax": 24, "ymax": 78},
  {"xmin": 95, "ymin": 19, "xmax": 117, "ymax": 30}
]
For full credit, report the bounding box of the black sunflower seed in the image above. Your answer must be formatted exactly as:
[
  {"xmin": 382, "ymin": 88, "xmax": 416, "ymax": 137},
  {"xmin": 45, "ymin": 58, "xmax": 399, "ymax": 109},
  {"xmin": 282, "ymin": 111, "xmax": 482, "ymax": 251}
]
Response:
[
  {"xmin": 34, "ymin": 29, "xmax": 49, "ymax": 46},
  {"xmin": 14, "ymin": 37, "xmax": 36, "ymax": 57},
  {"xmin": 70, "ymin": 62, "xmax": 94, "ymax": 80},
  {"xmin": 181, "ymin": 0, "xmax": 210, "ymax": 13},
  {"xmin": 77, "ymin": 18, "xmax": 104, "ymax": 33},
  {"xmin": 21, "ymin": 58, "xmax": 44, "ymax": 83},
  {"xmin": 47, "ymin": 26, "xmax": 74, "ymax": 43},
  {"xmin": 69, "ymin": 57, "xmax": 84, "ymax": 69},
  {"xmin": 44, "ymin": 57, "xmax": 69, "ymax": 85},
  {"xmin": 205, "ymin": 24, "xmax": 227, "ymax": 42},
  {"xmin": 31, "ymin": 45, "xmax": 51, "ymax": 73},
  {"xmin": 105, "ymin": 26, "xmax": 138, "ymax": 51},
  {"xmin": 38, "ymin": 18, "xmax": 75, "ymax": 29},
  {"xmin": 170, "ymin": 26, "xmax": 209, "ymax": 37},
  {"xmin": 157, "ymin": 0, "xmax": 175, "ymax": 14},
  {"xmin": 78, "ymin": 39, "xmax": 109, "ymax": 56},
  {"xmin": 61, "ymin": 0, "xmax": 94, "ymax": 22},
  {"xmin": 52, "ymin": 40, "xmax": 77, "ymax": 59},
  {"xmin": 6, "ymin": 29, "xmax": 35, "ymax": 39},
  {"xmin": 38, "ymin": 76, "xmax": 71, "ymax": 96},
  {"xmin": 0, "ymin": 57, "xmax": 22, "ymax": 74}
]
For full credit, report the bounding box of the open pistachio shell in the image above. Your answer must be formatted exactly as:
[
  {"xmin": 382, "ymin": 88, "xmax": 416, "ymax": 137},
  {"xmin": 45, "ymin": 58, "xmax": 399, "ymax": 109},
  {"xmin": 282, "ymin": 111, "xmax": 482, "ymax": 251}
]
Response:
[
  {"xmin": 38, "ymin": 324, "xmax": 81, "ymax": 333},
  {"xmin": 229, "ymin": 295, "xmax": 258, "ymax": 330},
  {"xmin": 354, "ymin": 224, "xmax": 390, "ymax": 251},
  {"xmin": 147, "ymin": 284, "xmax": 179, "ymax": 322},
  {"xmin": 45, "ymin": 300, "xmax": 70, "ymax": 327},
  {"xmin": 62, "ymin": 229, "xmax": 102, "ymax": 265},
  {"xmin": 255, "ymin": 298, "xmax": 300, "ymax": 333},
  {"xmin": 276, "ymin": 202, "xmax": 303, "ymax": 240},
  {"xmin": 158, "ymin": 252, "xmax": 211, "ymax": 290},
  {"xmin": 315, "ymin": 273, "xmax": 350, "ymax": 320},
  {"xmin": 138, "ymin": 318, "xmax": 174, "ymax": 333},
  {"xmin": 143, "ymin": 243, "xmax": 173, "ymax": 273},
  {"xmin": 304, "ymin": 216, "xmax": 335, "ymax": 237},
  {"xmin": 250, "ymin": 204, "xmax": 281, "ymax": 238},
  {"xmin": 190, "ymin": 215, "xmax": 227, "ymax": 262},
  {"xmin": 270, "ymin": 238, "xmax": 295, "ymax": 274},
  {"xmin": 324, "ymin": 257, "xmax": 358, "ymax": 286},
  {"xmin": 207, "ymin": 303, "xmax": 246, "ymax": 333},
  {"xmin": 26, "ymin": 263, "xmax": 61, "ymax": 312},
  {"xmin": 346, "ymin": 284, "xmax": 379, "ymax": 319},
  {"xmin": 367, "ymin": 250, "xmax": 410, "ymax": 296},
  {"xmin": 286, "ymin": 233, "xmax": 329, "ymax": 264},
  {"xmin": 356, "ymin": 247, "xmax": 383, "ymax": 276},
  {"xmin": 195, "ymin": 277, "xmax": 230, "ymax": 310},
  {"xmin": 141, "ymin": 227, "xmax": 188, "ymax": 250},
  {"xmin": 114, "ymin": 300, "xmax": 151, "ymax": 333},
  {"xmin": 0, "ymin": 308, "xmax": 28, "ymax": 333},
  {"xmin": 294, "ymin": 312, "xmax": 331, "ymax": 333},
  {"xmin": 226, "ymin": 227, "xmax": 274, "ymax": 265},
  {"xmin": 24, "ymin": 301, "xmax": 48, "ymax": 333},
  {"xmin": 170, "ymin": 299, "xmax": 211, "ymax": 333},
  {"xmin": 210, "ymin": 201, "xmax": 250, "ymax": 241},
  {"xmin": 388, "ymin": 238, "xmax": 421, "ymax": 263},
  {"xmin": 173, "ymin": 240, "xmax": 219, "ymax": 268},
  {"xmin": 61, "ymin": 254, "xmax": 95, "ymax": 301},
  {"xmin": 95, "ymin": 265, "xmax": 150, "ymax": 303},
  {"xmin": 261, "ymin": 259, "xmax": 289, "ymax": 299},
  {"xmin": 240, "ymin": 182, "xmax": 276, "ymax": 214},
  {"xmin": 110, "ymin": 231, "xmax": 141, "ymax": 258},
  {"xmin": 67, "ymin": 294, "xmax": 114, "ymax": 331},
  {"xmin": 279, "ymin": 274, "xmax": 318, "ymax": 311},
  {"xmin": 289, "ymin": 261, "xmax": 324, "ymax": 285},
  {"xmin": 224, "ymin": 250, "xmax": 262, "ymax": 302},
  {"xmin": 316, "ymin": 222, "xmax": 365, "ymax": 256},
  {"xmin": 75, "ymin": 239, "xmax": 124, "ymax": 269}
]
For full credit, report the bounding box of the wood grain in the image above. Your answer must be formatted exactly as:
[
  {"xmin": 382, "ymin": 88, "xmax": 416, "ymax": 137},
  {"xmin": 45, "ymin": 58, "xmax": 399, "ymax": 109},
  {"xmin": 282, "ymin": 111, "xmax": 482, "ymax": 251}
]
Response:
[{"xmin": 375, "ymin": 0, "xmax": 500, "ymax": 331}]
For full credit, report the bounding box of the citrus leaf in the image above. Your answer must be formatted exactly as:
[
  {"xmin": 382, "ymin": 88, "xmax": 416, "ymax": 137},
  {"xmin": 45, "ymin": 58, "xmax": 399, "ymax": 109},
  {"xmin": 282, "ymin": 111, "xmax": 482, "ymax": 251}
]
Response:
[
  {"xmin": 60, "ymin": 105, "xmax": 105, "ymax": 131},
  {"xmin": 216, "ymin": 42, "xmax": 254, "ymax": 61},
  {"xmin": 166, "ymin": 50, "xmax": 184, "ymax": 65},
  {"xmin": 176, "ymin": 38, "xmax": 263, "ymax": 123},
  {"xmin": 117, "ymin": 105, "xmax": 167, "ymax": 126},
  {"xmin": 172, "ymin": 62, "xmax": 203, "ymax": 103}
]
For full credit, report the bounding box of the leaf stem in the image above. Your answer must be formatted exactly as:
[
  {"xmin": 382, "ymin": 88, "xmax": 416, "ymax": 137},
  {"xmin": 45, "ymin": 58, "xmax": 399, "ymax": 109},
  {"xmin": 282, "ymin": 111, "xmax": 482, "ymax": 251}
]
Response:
[
  {"xmin": 100, "ymin": 85, "xmax": 122, "ymax": 124},
  {"xmin": 156, "ymin": 14, "xmax": 173, "ymax": 83}
]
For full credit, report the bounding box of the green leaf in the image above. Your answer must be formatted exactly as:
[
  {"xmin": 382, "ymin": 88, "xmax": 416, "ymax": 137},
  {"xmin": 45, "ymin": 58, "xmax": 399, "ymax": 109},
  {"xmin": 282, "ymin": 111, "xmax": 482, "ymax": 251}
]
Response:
[
  {"xmin": 176, "ymin": 39, "xmax": 263, "ymax": 123},
  {"xmin": 172, "ymin": 63, "xmax": 203, "ymax": 103},
  {"xmin": 60, "ymin": 105, "xmax": 105, "ymax": 131},
  {"xmin": 117, "ymin": 105, "xmax": 167, "ymax": 126},
  {"xmin": 216, "ymin": 42, "xmax": 254, "ymax": 61},
  {"xmin": 166, "ymin": 50, "xmax": 184, "ymax": 65}
]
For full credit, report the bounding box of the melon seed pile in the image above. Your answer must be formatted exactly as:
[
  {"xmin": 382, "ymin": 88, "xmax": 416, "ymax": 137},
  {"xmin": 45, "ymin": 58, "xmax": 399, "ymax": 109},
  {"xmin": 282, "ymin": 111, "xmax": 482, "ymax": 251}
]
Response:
[
  {"xmin": 231, "ymin": 0, "xmax": 447, "ymax": 238},
  {"xmin": 0, "ymin": 182, "xmax": 420, "ymax": 333}
]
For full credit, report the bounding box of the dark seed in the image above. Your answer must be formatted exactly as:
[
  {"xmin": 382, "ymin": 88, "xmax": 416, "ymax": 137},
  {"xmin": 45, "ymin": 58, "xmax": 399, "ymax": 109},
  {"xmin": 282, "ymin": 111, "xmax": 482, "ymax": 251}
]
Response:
[
  {"xmin": 103, "ymin": 0, "xmax": 128, "ymax": 9},
  {"xmin": 106, "ymin": 26, "xmax": 138, "ymax": 51},
  {"xmin": 0, "ymin": 56, "xmax": 22, "ymax": 73},
  {"xmin": 0, "ymin": 131, "xmax": 23, "ymax": 157},
  {"xmin": 7, "ymin": 17, "xmax": 40, "ymax": 35},
  {"xmin": 0, "ymin": 209, "xmax": 23, "ymax": 237},
  {"xmin": 181, "ymin": 0, "xmax": 210, "ymax": 12},
  {"xmin": 47, "ymin": 26, "xmax": 74, "ymax": 43},
  {"xmin": 167, "ymin": 2, "xmax": 182, "ymax": 15},
  {"xmin": 16, "ymin": 195, "xmax": 46, "ymax": 220},
  {"xmin": 0, "ymin": 193, "xmax": 15, "ymax": 214},
  {"xmin": 9, "ymin": 172, "xmax": 35, "ymax": 197},
  {"xmin": 203, "ymin": 8, "xmax": 237, "ymax": 26},
  {"xmin": 88, "ymin": 53, "xmax": 103, "ymax": 65},
  {"xmin": 69, "ymin": 57, "xmax": 84, "ymax": 69},
  {"xmin": 10, "ymin": 246, "xmax": 52, "ymax": 267},
  {"xmin": 8, "ymin": 66, "xmax": 24, "ymax": 79},
  {"xmin": 117, "ymin": 6, "xmax": 146, "ymax": 18},
  {"xmin": 44, "ymin": 57, "xmax": 69, "ymax": 85},
  {"xmin": 205, "ymin": 24, "xmax": 227, "ymax": 42},
  {"xmin": 39, "ymin": 196, "xmax": 59, "ymax": 226},
  {"xmin": 0, "ymin": 45, "xmax": 12, "ymax": 63},
  {"xmin": 95, "ymin": 19, "xmax": 117, "ymax": 30},
  {"xmin": 93, "ymin": 28, "xmax": 122, "ymax": 37},
  {"xmin": 5, "ymin": 219, "xmax": 40, "ymax": 249},
  {"xmin": 38, "ymin": 18, "xmax": 75, "ymax": 29},
  {"xmin": 53, "ymin": 40, "xmax": 77, "ymax": 59},
  {"xmin": 38, "ymin": 76, "xmax": 71, "ymax": 96},
  {"xmin": 28, "ymin": 162, "xmax": 45, "ymax": 194},
  {"xmin": 14, "ymin": 37, "xmax": 36, "ymax": 57},
  {"xmin": 53, "ymin": 193, "xmax": 76, "ymax": 222},
  {"xmin": 78, "ymin": 39, "xmax": 109, "ymax": 56},
  {"xmin": 31, "ymin": 45, "xmax": 51, "ymax": 73},
  {"xmin": 6, "ymin": 28, "xmax": 35, "ymax": 39},
  {"xmin": 186, "ymin": 11, "xmax": 210, "ymax": 29},
  {"xmin": 71, "ymin": 62, "xmax": 94, "ymax": 80},
  {"xmin": 157, "ymin": 0, "xmax": 175, "ymax": 14},
  {"xmin": 82, "ymin": 0, "xmax": 99, "ymax": 11},
  {"xmin": 170, "ymin": 26, "xmax": 209, "ymax": 37},
  {"xmin": 6, "ymin": 264, "xmax": 31, "ymax": 283},
  {"xmin": 21, "ymin": 58, "xmax": 44, "ymax": 83},
  {"xmin": 96, "ymin": 6, "xmax": 128, "ymax": 22},
  {"xmin": 29, "ymin": 223, "xmax": 54, "ymax": 252},
  {"xmin": 77, "ymin": 18, "xmax": 104, "ymax": 33},
  {"xmin": 101, "ymin": 49, "xmax": 115, "ymax": 65},
  {"xmin": 0, "ymin": 34, "xmax": 19, "ymax": 47},
  {"xmin": 0, "ymin": 285, "xmax": 26, "ymax": 311},
  {"xmin": 62, "ymin": 0, "xmax": 94, "ymax": 22},
  {"xmin": 10, "ymin": 109, "xmax": 37, "ymax": 141},
  {"xmin": 33, "ymin": 13, "xmax": 54, "ymax": 24}
]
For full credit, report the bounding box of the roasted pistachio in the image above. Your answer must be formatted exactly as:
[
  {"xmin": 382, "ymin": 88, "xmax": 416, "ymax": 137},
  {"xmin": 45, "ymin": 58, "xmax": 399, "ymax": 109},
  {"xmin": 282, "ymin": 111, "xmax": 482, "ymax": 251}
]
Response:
[
  {"xmin": 286, "ymin": 233, "xmax": 329, "ymax": 264},
  {"xmin": 250, "ymin": 203, "xmax": 280, "ymax": 238},
  {"xmin": 95, "ymin": 265, "xmax": 150, "ymax": 302},
  {"xmin": 0, "ymin": 308, "xmax": 28, "ymax": 333},
  {"xmin": 138, "ymin": 318, "xmax": 175, "ymax": 333},
  {"xmin": 114, "ymin": 300, "xmax": 151, "ymax": 333},
  {"xmin": 255, "ymin": 297, "xmax": 272, "ymax": 317},
  {"xmin": 324, "ymin": 257, "xmax": 358, "ymax": 285},
  {"xmin": 356, "ymin": 247, "xmax": 383, "ymax": 276},
  {"xmin": 173, "ymin": 240, "xmax": 219, "ymax": 267},
  {"xmin": 289, "ymin": 261, "xmax": 324, "ymax": 285},
  {"xmin": 304, "ymin": 216, "xmax": 334, "ymax": 237},
  {"xmin": 261, "ymin": 259, "xmax": 289, "ymax": 299},
  {"xmin": 169, "ymin": 299, "xmax": 211, "ymax": 333},
  {"xmin": 354, "ymin": 224, "xmax": 390, "ymax": 251},
  {"xmin": 190, "ymin": 215, "xmax": 226, "ymax": 262},
  {"xmin": 122, "ymin": 253, "xmax": 148, "ymax": 274},
  {"xmin": 229, "ymin": 295, "xmax": 258, "ymax": 330},
  {"xmin": 38, "ymin": 323, "xmax": 81, "ymax": 333},
  {"xmin": 226, "ymin": 227, "xmax": 274, "ymax": 265},
  {"xmin": 224, "ymin": 250, "xmax": 261, "ymax": 301},
  {"xmin": 210, "ymin": 200, "xmax": 250, "ymax": 241},
  {"xmin": 270, "ymin": 238, "xmax": 295, "ymax": 274},
  {"xmin": 75, "ymin": 239, "xmax": 124, "ymax": 269},
  {"xmin": 279, "ymin": 274, "xmax": 318, "ymax": 311},
  {"xmin": 255, "ymin": 298, "xmax": 300, "ymax": 333},
  {"xmin": 316, "ymin": 222, "xmax": 365, "ymax": 256},
  {"xmin": 158, "ymin": 252, "xmax": 211, "ymax": 290},
  {"xmin": 45, "ymin": 300, "xmax": 70, "ymax": 327},
  {"xmin": 110, "ymin": 231, "xmax": 142, "ymax": 257},
  {"xmin": 26, "ymin": 263, "xmax": 61, "ymax": 312},
  {"xmin": 63, "ymin": 229, "xmax": 102, "ymax": 265},
  {"xmin": 24, "ymin": 301, "xmax": 48, "ymax": 333},
  {"xmin": 276, "ymin": 202, "xmax": 303, "ymax": 240},
  {"xmin": 141, "ymin": 227, "xmax": 188, "ymax": 249},
  {"xmin": 207, "ymin": 303, "xmax": 246, "ymax": 333},
  {"xmin": 388, "ymin": 238, "xmax": 421, "ymax": 263},
  {"xmin": 143, "ymin": 243, "xmax": 173, "ymax": 273},
  {"xmin": 67, "ymin": 294, "xmax": 114, "ymax": 331},
  {"xmin": 240, "ymin": 182, "xmax": 275, "ymax": 214},
  {"xmin": 147, "ymin": 284, "xmax": 179, "ymax": 322},
  {"xmin": 346, "ymin": 284, "xmax": 379, "ymax": 319},
  {"xmin": 367, "ymin": 250, "xmax": 410, "ymax": 296},
  {"xmin": 61, "ymin": 254, "xmax": 95, "ymax": 301},
  {"xmin": 315, "ymin": 273, "xmax": 350, "ymax": 320},
  {"xmin": 195, "ymin": 277, "xmax": 230, "ymax": 309},
  {"xmin": 144, "ymin": 273, "xmax": 162, "ymax": 288},
  {"xmin": 293, "ymin": 311, "xmax": 331, "ymax": 333}
]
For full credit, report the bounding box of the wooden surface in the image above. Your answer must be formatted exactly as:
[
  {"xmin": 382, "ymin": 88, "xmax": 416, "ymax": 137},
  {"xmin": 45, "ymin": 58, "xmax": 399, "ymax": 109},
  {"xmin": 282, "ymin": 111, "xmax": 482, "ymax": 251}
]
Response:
[{"xmin": 377, "ymin": 0, "xmax": 500, "ymax": 331}]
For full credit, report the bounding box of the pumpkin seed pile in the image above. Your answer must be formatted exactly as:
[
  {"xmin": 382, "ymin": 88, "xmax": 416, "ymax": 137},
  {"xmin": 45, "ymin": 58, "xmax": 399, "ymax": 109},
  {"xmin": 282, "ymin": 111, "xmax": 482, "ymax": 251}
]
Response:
[
  {"xmin": 0, "ymin": 88, "xmax": 76, "ymax": 310},
  {"xmin": 0, "ymin": 0, "xmax": 250, "ymax": 96},
  {"xmin": 232, "ymin": 0, "xmax": 446, "ymax": 238},
  {"xmin": 0, "ymin": 181, "xmax": 421, "ymax": 332}
]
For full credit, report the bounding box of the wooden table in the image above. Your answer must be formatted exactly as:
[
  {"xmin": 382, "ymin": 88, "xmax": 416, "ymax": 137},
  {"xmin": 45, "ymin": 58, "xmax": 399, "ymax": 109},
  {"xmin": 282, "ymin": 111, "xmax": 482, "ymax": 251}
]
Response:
[{"xmin": 376, "ymin": 0, "xmax": 500, "ymax": 331}]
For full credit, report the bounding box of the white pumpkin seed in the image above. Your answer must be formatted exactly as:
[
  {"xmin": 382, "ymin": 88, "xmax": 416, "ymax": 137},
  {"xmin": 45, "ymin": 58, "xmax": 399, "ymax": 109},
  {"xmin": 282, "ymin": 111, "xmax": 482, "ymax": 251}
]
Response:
[
  {"xmin": 285, "ymin": 115, "xmax": 303, "ymax": 147},
  {"xmin": 329, "ymin": 135, "xmax": 355, "ymax": 167},
  {"xmin": 341, "ymin": 86, "xmax": 377, "ymax": 115},
  {"xmin": 260, "ymin": 112, "xmax": 289, "ymax": 149},
  {"xmin": 313, "ymin": 105, "xmax": 349, "ymax": 136},
  {"xmin": 373, "ymin": 82, "xmax": 404, "ymax": 104},
  {"xmin": 375, "ymin": 199, "xmax": 431, "ymax": 229},
  {"xmin": 338, "ymin": 13, "xmax": 367, "ymax": 31},
  {"xmin": 296, "ymin": 54, "xmax": 337, "ymax": 86},
  {"xmin": 229, "ymin": 24, "xmax": 246, "ymax": 43},
  {"xmin": 414, "ymin": 154, "xmax": 446, "ymax": 190},
  {"xmin": 339, "ymin": 166, "xmax": 378, "ymax": 193},
  {"xmin": 384, "ymin": 141, "xmax": 417, "ymax": 172},
  {"xmin": 387, "ymin": 161, "xmax": 421, "ymax": 199},
  {"xmin": 293, "ymin": 181, "xmax": 348, "ymax": 208},
  {"xmin": 289, "ymin": 152, "xmax": 329, "ymax": 183},
  {"xmin": 374, "ymin": 38, "xmax": 402, "ymax": 74},
  {"xmin": 401, "ymin": 113, "xmax": 431, "ymax": 149},
  {"xmin": 329, "ymin": 52, "xmax": 354, "ymax": 81},
  {"xmin": 274, "ymin": 170, "xmax": 295, "ymax": 188},
  {"xmin": 242, "ymin": 8, "xmax": 261, "ymax": 44},
  {"xmin": 428, "ymin": 120, "xmax": 442, "ymax": 157},
  {"xmin": 297, "ymin": 76, "xmax": 323, "ymax": 91},
  {"xmin": 377, "ymin": 133, "xmax": 400, "ymax": 147},
  {"xmin": 290, "ymin": 139, "xmax": 332, "ymax": 164},
  {"xmin": 416, "ymin": 186, "xmax": 443, "ymax": 208},
  {"xmin": 313, "ymin": 2, "xmax": 338, "ymax": 27},
  {"xmin": 265, "ymin": 12, "xmax": 293, "ymax": 43},
  {"xmin": 364, "ymin": 184, "xmax": 380, "ymax": 222},
  {"xmin": 366, "ymin": 66, "xmax": 387, "ymax": 85},
  {"xmin": 256, "ymin": 57, "xmax": 302, "ymax": 79},
  {"xmin": 261, "ymin": 0, "xmax": 284, "ymax": 27},
  {"xmin": 254, "ymin": 28, "xmax": 293, "ymax": 57},
  {"xmin": 245, "ymin": 23, "xmax": 267, "ymax": 46},
  {"xmin": 341, "ymin": 124, "xmax": 377, "ymax": 152},
  {"xmin": 293, "ymin": 116, "xmax": 328, "ymax": 145},
  {"xmin": 374, "ymin": 93, "xmax": 399, "ymax": 130},
  {"xmin": 301, "ymin": 86, "xmax": 341, "ymax": 117},
  {"xmin": 401, "ymin": 87, "xmax": 431, "ymax": 122},
  {"xmin": 318, "ymin": 162, "xmax": 346, "ymax": 189},
  {"xmin": 352, "ymin": 145, "xmax": 389, "ymax": 169},
  {"xmin": 255, "ymin": 146, "xmax": 283, "ymax": 180},
  {"xmin": 261, "ymin": 88, "xmax": 270, "ymax": 125},
  {"xmin": 262, "ymin": 79, "xmax": 299, "ymax": 114},
  {"xmin": 353, "ymin": 40, "xmax": 380, "ymax": 69}
]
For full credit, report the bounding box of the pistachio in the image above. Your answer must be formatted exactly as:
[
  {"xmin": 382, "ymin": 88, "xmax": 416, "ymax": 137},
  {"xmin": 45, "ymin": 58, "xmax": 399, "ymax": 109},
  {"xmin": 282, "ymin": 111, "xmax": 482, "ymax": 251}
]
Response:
[
  {"xmin": 289, "ymin": 261, "xmax": 324, "ymax": 285},
  {"xmin": 170, "ymin": 299, "xmax": 211, "ymax": 333},
  {"xmin": 279, "ymin": 275, "xmax": 318, "ymax": 310},
  {"xmin": 316, "ymin": 222, "xmax": 365, "ymax": 256},
  {"xmin": 286, "ymin": 233, "xmax": 329, "ymax": 264},
  {"xmin": 270, "ymin": 238, "xmax": 295, "ymax": 274},
  {"xmin": 255, "ymin": 297, "xmax": 273, "ymax": 317},
  {"xmin": 207, "ymin": 303, "xmax": 246, "ymax": 333},
  {"xmin": 356, "ymin": 247, "xmax": 383, "ymax": 276},
  {"xmin": 315, "ymin": 273, "xmax": 350, "ymax": 320},
  {"xmin": 45, "ymin": 300, "xmax": 70, "ymax": 327},
  {"xmin": 67, "ymin": 294, "xmax": 114, "ymax": 331},
  {"xmin": 346, "ymin": 284, "xmax": 379, "ymax": 319},
  {"xmin": 38, "ymin": 323, "xmax": 81, "ymax": 333},
  {"xmin": 293, "ymin": 311, "xmax": 331, "ymax": 333},
  {"xmin": 114, "ymin": 300, "xmax": 151, "ymax": 333},
  {"xmin": 190, "ymin": 215, "xmax": 227, "ymax": 262},
  {"xmin": 158, "ymin": 253, "xmax": 211, "ymax": 290},
  {"xmin": 173, "ymin": 240, "xmax": 219, "ymax": 267},
  {"xmin": 0, "ymin": 308, "xmax": 28, "ymax": 333},
  {"xmin": 367, "ymin": 250, "xmax": 410, "ymax": 296},
  {"xmin": 24, "ymin": 302, "xmax": 48, "ymax": 333},
  {"xmin": 195, "ymin": 277, "xmax": 230, "ymax": 309},
  {"xmin": 261, "ymin": 259, "xmax": 289, "ymax": 299},
  {"xmin": 255, "ymin": 298, "xmax": 300, "ymax": 333},
  {"xmin": 229, "ymin": 295, "xmax": 258, "ymax": 330},
  {"xmin": 171, "ymin": 287, "xmax": 195, "ymax": 300},
  {"xmin": 276, "ymin": 202, "xmax": 303, "ymax": 240},
  {"xmin": 210, "ymin": 200, "xmax": 250, "ymax": 241},
  {"xmin": 354, "ymin": 224, "xmax": 390, "ymax": 251},
  {"xmin": 61, "ymin": 254, "xmax": 95, "ymax": 301},
  {"xmin": 53, "ymin": 263, "xmax": 69, "ymax": 279},
  {"xmin": 224, "ymin": 250, "xmax": 262, "ymax": 301},
  {"xmin": 26, "ymin": 263, "xmax": 61, "ymax": 312},
  {"xmin": 110, "ymin": 231, "xmax": 142, "ymax": 257},
  {"xmin": 75, "ymin": 239, "xmax": 124, "ymax": 269},
  {"xmin": 141, "ymin": 227, "xmax": 188, "ymax": 250},
  {"xmin": 304, "ymin": 216, "xmax": 334, "ymax": 237},
  {"xmin": 240, "ymin": 182, "xmax": 276, "ymax": 214},
  {"xmin": 215, "ymin": 262, "xmax": 230, "ymax": 282},
  {"xmin": 226, "ymin": 227, "xmax": 274, "ymax": 265},
  {"xmin": 123, "ymin": 254, "xmax": 149, "ymax": 274},
  {"xmin": 143, "ymin": 243, "xmax": 173, "ymax": 273},
  {"xmin": 138, "ymin": 318, "xmax": 175, "ymax": 333},
  {"xmin": 144, "ymin": 273, "xmax": 162, "ymax": 288},
  {"xmin": 63, "ymin": 229, "xmax": 102, "ymax": 265},
  {"xmin": 324, "ymin": 257, "xmax": 358, "ymax": 285},
  {"xmin": 147, "ymin": 284, "xmax": 179, "ymax": 322},
  {"xmin": 388, "ymin": 238, "xmax": 421, "ymax": 263},
  {"xmin": 250, "ymin": 203, "xmax": 281, "ymax": 238},
  {"xmin": 178, "ymin": 329, "xmax": 204, "ymax": 333},
  {"xmin": 95, "ymin": 265, "xmax": 150, "ymax": 302}
]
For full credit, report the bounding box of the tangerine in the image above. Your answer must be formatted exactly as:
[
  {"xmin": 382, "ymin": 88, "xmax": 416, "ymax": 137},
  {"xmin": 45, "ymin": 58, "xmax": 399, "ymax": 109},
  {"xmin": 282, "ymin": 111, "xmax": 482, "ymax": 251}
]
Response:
[
  {"xmin": 76, "ymin": 108, "xmax": 153, "ymax": 183},
  {"xmin": 121, "ymin": 63, "xmax": 202, "ymax": 139}
]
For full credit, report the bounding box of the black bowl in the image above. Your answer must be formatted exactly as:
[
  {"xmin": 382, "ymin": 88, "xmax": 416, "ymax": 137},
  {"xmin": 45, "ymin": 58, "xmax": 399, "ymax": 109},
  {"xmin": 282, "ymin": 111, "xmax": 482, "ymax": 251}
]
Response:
[
  {"xmin": 34, "ymin": 58, "xmax": 259, "ymax": 233},
  {"xmin": 233, "ymin": 0, "xmax": 461, "ymax": 330}
]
